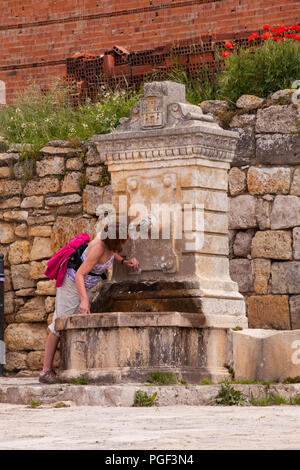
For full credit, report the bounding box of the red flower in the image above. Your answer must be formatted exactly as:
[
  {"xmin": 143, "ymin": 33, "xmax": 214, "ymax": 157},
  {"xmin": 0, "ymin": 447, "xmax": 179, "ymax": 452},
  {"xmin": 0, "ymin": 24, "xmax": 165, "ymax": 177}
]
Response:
[
  {"xmin": 224, "ymin": 42, "xmax": 233, "ymax": 49},
  {"xmin": 221, "ymin": 51, "xmax": 230, "ymax": 58},
  {"xmin": 263, "ymin": 25, "xmax": 270, "ymax": 30},
  {"xmin": 249, "ymin": 33, "xmax": 259, "ymax": 41},
  {"xmin": 261, "ymin": 32, "xmax": 272, "ymax": 40},
  {"xmin": 272, "ymin": 36, "xmax": 279, "ymax": 41}
]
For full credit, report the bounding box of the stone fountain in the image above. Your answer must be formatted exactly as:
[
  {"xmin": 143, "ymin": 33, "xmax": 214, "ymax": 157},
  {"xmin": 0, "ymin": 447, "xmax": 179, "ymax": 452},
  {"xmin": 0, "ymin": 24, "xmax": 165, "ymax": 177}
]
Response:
[{"xmin": 56, "ymin": 81, "xmax": 248, "ymax": 384}]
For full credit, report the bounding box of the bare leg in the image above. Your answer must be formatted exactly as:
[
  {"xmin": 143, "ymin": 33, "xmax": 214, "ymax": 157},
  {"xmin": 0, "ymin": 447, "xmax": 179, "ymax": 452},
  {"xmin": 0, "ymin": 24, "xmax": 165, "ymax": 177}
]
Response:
[{"xmin": 42, "ymin": 332, "xmax": 59, "ymax": 372}]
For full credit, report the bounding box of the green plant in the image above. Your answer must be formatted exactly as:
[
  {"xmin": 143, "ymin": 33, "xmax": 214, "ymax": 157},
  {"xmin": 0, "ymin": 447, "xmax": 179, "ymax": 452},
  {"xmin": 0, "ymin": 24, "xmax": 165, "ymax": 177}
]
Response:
[
  {"xmin": 215, "ymin": 381, "xmax": 247, "ymax": 406},
  {"xmin": 147, "ymin": 371, "xmax": 181, "ymax": 386},
  {"xmin": 71, "ymin": 377, "xmax": 89, "ymax": 385},
  {"xmin": 53, "ymin": 402, "xmax": 71, "ymax": 408},
  {"xmin": 284, "ymin": 376, "xmax": 300, "ymax": 384},
  {"xmin": 289, "ymin": 395, "xmax": 300, "ymax": 405},
  {"xmin": 231, "ymin": 326, "xmax": 244, "ymax": 332},
  {"xmin": 217, "ymin": 37, "xmax": 300, "ymax": 103},
  {"xmin": 132, "ymin": 390, "xmax": 157, "ymax": 407},
  {"xmin": 27, "ymin": 400, "xmax": 41, "ymax": 408},
  {"xmin": 200, "ymin": 379, "xmax": 213, "ymax": 385},
  {"xmin": 250, "ymin": 394, "xmax": 288, "ymax": 406}
]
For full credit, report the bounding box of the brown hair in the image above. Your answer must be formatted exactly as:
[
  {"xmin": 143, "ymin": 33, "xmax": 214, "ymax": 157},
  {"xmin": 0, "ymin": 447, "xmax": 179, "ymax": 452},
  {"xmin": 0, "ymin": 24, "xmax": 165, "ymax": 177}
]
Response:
[{"xmin": 101, "ymin": 221, "xmax": 128, "ymax": 253}]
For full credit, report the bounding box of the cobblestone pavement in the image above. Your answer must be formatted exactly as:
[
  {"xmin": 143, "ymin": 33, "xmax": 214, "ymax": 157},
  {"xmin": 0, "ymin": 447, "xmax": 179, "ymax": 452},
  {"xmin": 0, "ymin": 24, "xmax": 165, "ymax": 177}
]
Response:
[{"xmin": 0, "ymin": 403, "xmax": 299, "ymax": 450}]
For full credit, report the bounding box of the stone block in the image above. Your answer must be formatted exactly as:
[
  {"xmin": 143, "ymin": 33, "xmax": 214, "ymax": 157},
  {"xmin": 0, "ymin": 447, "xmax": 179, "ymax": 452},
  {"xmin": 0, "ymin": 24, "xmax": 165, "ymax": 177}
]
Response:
[
  {"xmin": 293, "ymin": 227, "xmax": 300, "ymax": 260},
  {"xmin": 0, "ymin": 167, "xmax": 10, "ymax": 178},
  {"xmin": 51, "ymin": 216, "xmax": 97, "ymax": 252},
  {"xmin": 15, "ymin": 297, "xmax": 47, "ymax": 323},
  {"xmin": 45, "ymin": 296, "xmax": 56, "ymax": 313},
  {"xmin": 66, "ymin": 157, "xmax": 83, "ymax": 171},
  {"xmin": 24, "ymin": 177, "xmax": 60, "ymax": 196},
  {"xmin": 29, "ymin": 260, "xmax": 48, "ymax": 280},
  {"xmin": 83, "ymin": 184, "xmax": 112, "ymax": 216},
  {"xmin": 290, "ymin": 167, "xmax": 300, "ymax": 195},
  {"xmin": 229, "ymin": 195, "xmax": 257, "ymax": 229},
  {"xmin": 199, "ymin": 100, "xmax": 229, "ymax": 115},
  {"xmin": 26, "ymin": 350, "xmax": 60, "ymax": 370},
  {"xmin": 10, "ymin": 264, "xmax": 35, "ymax": 290},
  {"xmin": 256, "ymin": 134, "xmax": 300, "ymax": 165},
  {"xmin": 61, "ymin": 172, "xmax": 81, "ymax": 193},
  {"xmin": 86, "ymin": 166, "xmax": 106, "ymax": 184},
  {"xmin": 4, "ymin": 291, "xmax": 14, "ymax": 314},
  {"xmin": 229, "ymin": 259, "xmax": 253, "ymax": 292},
  {"xmin": 20, "ymin": 196, "xmax": 44, "ymax": 209},
  {"xmin": 231, "ymin": 128, "xmax": 255, "ymax": 167},
  {"xmin": 227, "ymin": 329, "xmax": 300, "ymax": 382},
  {"xmin": 256, "ymin": 105, "xmax": 300, "ymax": 133},
  {"xmin": 229, "ymin": 113, "xmax": 256, "ymax": 129},
  {"xmin": 15, "ymin": 224, "xmax": 28, "ymax": 238},
  {"xmin": 255, "ymin": 199, "xmax": 271, "ymax": 230},
  {"xmin": 0, "ymin": 223, "xmax": 15, "ymax": 244},
  {"xmin": 253, "ymin": 259, "xmax": 271, "ymax": 294},
  {"xmin": 270, "ymin": 195, "xmax": 300, "ymax": 229},
  {"xmin": 56, "ymin": 204, "xmax": 83, "ymax": 215},
  {"xmin": 271, "ymin": 261, "xmax": 300, "ymax": 294},
  {"xmin": 45, "ymin": 194, "xmax": 81, "ymax": 206},
  {"xmin": 247, "ymin": 295, "xmax": 290, "ymax": 329},
  {"xmin": 27, "ymin": 215, "xmax": 55, "ymax": 225},
  {"xmin": 4, "ymin": 269, "xmax": 12, "ymax": 292},
  {"xmin": 251, "ymin": 230, "xmax": 292, "ymax": 260},
  {"xmin": 289, "ymin": 295, "xmax": 300, "ymax": 329},
  {"xmin": 40, "ymin": 146, "xmax": 80, "ymax": 157},
  {"xmin": 86, "ymin": 146, "xmax": 104, "ymax": 166},
  {"xmin": 8, "ymin": 240, "xmax": 31, "ymax": 265},
  {"xmin": 4, "ymin": 323, "xmax": 48, "ymax": 351},
  {"xmin": 3, "ymin": 211, "xmax": 28, "ymax": 222},
  {"xmin": 28, "ymin": 226, "xmax": 52, "ymax": 238},
  {"xmin": 36, "ymin": 280, "xmax": 56, "ymax": 296},
  {"xmin": 0, "ymin": 197, "xmax": 21, "ymax": 209},
  {"xmin": 30, "ymin": 237, "xmax": 54, "ymax": 261},
  {"xmin": 4, "ymin": 352, "xmax": 27, "ymax": 371},
  {"xmin": 36, "ymin": 157, "xmax": 65, "ymax": 177},
  {"xmin": 233, "ymin": 231, "xmax": 253, "ymax": 257},
  {"xmin": 228, "ymin": 167, "xmax": 246, "ymax": 196},
  {"xmin": 247, "ymin": 167, "xmax": 290, "ymax": 195},
  {"xmin": 0, "ymin": 180, "xmax": 22, "ymax": 197},
  {"xmin": 236, "ymin": 94, "xmax": 264, "ymax": 110}
]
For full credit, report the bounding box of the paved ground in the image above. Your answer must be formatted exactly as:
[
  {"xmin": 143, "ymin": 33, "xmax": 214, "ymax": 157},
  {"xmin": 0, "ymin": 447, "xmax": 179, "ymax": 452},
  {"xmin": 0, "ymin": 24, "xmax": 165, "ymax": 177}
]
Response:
[{"xmin": 0, "ymin": 403, "xmax": 300, "ymax": 450}]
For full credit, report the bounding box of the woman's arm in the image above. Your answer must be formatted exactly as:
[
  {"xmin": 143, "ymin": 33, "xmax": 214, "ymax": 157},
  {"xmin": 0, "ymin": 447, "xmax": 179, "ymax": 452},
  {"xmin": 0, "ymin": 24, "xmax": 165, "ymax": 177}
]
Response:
[
  {"xmin": 114, "ymin": 252, "xmax": 140, "ymax": 270},
  {"xmin": 75, "ymin": 243, "xmax": 104, "ymax": 314}
]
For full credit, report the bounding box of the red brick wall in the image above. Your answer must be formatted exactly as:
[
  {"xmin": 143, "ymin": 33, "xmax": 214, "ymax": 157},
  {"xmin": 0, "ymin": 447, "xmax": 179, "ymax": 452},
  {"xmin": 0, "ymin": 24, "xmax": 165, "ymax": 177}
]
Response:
[{"xmin": 1, "ymin": 0, "xmax": 300, "ymax": 103}]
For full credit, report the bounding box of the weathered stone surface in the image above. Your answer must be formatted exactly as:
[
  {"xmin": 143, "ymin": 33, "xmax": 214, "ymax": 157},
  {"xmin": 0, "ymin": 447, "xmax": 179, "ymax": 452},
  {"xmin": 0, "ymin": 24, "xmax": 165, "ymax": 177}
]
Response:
[
  {"xmin": 256, "ymin": 105, "xmax": 300, "ymax": 133},
  {"xmin": 26, "ymin": 350, "xmax": 60, "ymax": 369},
  {"xmin": 231, "ymin": 128, "xmax": 255, "ymax": 167},
  {"xmin": 290, "ymin": 167, "xmax": 300, "ymax": 195},
  {"xmin": 0, "ymin": 180, "xmax": 22, "ymax": 197},
  {"xmin": 253, "ymin": 259, "xmax": 271, "ymax": 294},
  {"xmin": 4, "ymin": 323, "xmax": 48, "ymax": 351},
  {"xmin": 83, "ymin": 184, "xmax": 112, "ymax": 216},
  {"xmin": 36, "ymin": 280, "xmax": 56, "ymax": 296},
  {"xmin": 20, "ymin": 196, "xmax": 44, "ymax": 209},
  {"xmin": 0, "ymin": 167, "xmax": 10, "ymax": 178},
  {"xmin": 3, "ymin": 210, "xmax": 28, "ymax": 222},
  {"xmin": 28, "ymin": 226, "xmax": 52, "ymax": 238},
  {"xmin": 4, "ymin": 269, "xmax": 12, "ymax": 292},
  {"xmin": 29, "ymin": 260, "xmax": 48, "ymax": 280},
  {"xmin": 61, "ymin": 172, "xmax": 81, "ymax": 193},
  {"xmin": 30, "ymin": 237, "xmax": 54, "ymax": 261},
  {"xmin": 86, "ymin": 146, "xmax": 104, "ymax": 166},
  {"xmin": 13, "ymin": 160, "xmax": 35, "ymax": 179},
  {"xmin": 23, "ymin": 177, "xmax": 60, "ymax": 196},
  {"xmin": 271, "ymin": 262, "xmax": 300, "ymax": 294},
  {"xmin": 45, "ymin": 194, "xmax": 81, "ymax": 206},
  {"xmin": 229, "ymin": 114, "xmax": 256, "ymax": 129},
  {"xmin": 15, "ymin": 288, "xmax": 35, "ymax": 297},
  {"xmin": 289, "ymin": 295, "xmax": 300, "ymax": 329},
  {"xmin": 271, "ymin": 89, "xmax": 297, "ymax": 103},
  {"xmin": 0, "ymin": 153, "xmax": 18, "ymax": 166},
  {"xmin": 51, "ymin": 216, "xmax": 97, "ymax": 252},
  {"xmin": 233, "ymin": 231, "xmax": 253, "ymax": 257},
  {"xmin": 293, "ymin": 227, "xmax": 300, "ymax": 260},
  {"xmin": 270, "ymin": 195, "xmax": 300, "ymax": 229},
  {"xmin": 4, "ymin": 352, "xmax": 27, "ymax": 371},
  {"xmin": 86, "ymin": 166, "xmax": 106, "ymax": 184},
  {"xmin": 255, "ymin": 199, "xmax": 271, "ymax": 230},
  {"xmin": 256, "ymin": 134, "xmax": 300, "ymax": 165},
  {"xmin": 36, "ymin": 157, "xmax": 65, "ymax": 177},
  {"xmin": 15, "ymin": 224, "xmax": 28, "ymax": 238},
  {"xmin": 27, "ymin": 215, "xmax": 55, "ymax": 226},
  {"xmin": 66, "ymin": 157, "xmax": 83, "ymax": 171},
  {"xmin": 0, "ymin": 197, "xmax": 21, "ymax": 209},
  {"xmin": 15, "ymin": 297, "xmax": 47, "ymax": 323},
  {"xmin": 4, "ymin": 291, "xmax": 14, "ymax": 314},
  {"xmin": 199, "ymin": 100, "xmax": 229, "ymax": 115},
  {"xmin": 45, "ymin": 296, "xmax": 56, "ymax": 314},
  {"xmin": 236, "ymin": 95, "xmax": 264, "ymax": 110},
  {"xmin": 229, "ymin": 259, "xmax": 253, "ymax": 292},
  {"xmin": 228, "ymin": 167, "xmax": 246, "ymax": 196},
  {"xmin": 247, "ymin": 295, "xmax": 290, "ymax": 329},
  {"xmin": 10, "ymin": 264, "xmax": 35, "ymax": 290},
  {"xmin": 229, "ymin": 195, "xmax": 257, "ymax": 229},
  {"xmin": 251, "ymin": 231, "xmax": 292, "ymax": 260},
  {"xmin": 0, "ymin": 245, "xmax": 9, "ymax": 267},
  {"xmin": 40, "ymin": 146, "xmax": 80, "ymax": 157},
  {"xmin": 56, "ymin": 203, "xmax": 83, "ymax": 215},
  {"xmin": 0, "ymin": 223, "xmax": 14, "ymax": 244},
  {"xmin": 8, "ymin": 240, "xmax": 31, "ymax": 265},
  {"xmin": 247, "ymin": 167, "xmax": 290, "ymax": 195}
]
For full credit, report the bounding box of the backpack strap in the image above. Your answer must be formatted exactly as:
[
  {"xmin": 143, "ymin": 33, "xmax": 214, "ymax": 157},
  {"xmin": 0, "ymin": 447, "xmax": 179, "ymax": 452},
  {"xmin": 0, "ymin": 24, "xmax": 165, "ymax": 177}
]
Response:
[{"xmin": 67, "ymin": 243, "xmax": 107, "ymax": 280}]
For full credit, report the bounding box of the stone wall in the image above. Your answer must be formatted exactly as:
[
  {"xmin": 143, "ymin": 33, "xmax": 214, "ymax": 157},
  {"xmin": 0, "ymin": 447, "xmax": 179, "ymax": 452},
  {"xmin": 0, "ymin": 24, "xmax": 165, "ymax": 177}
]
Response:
[
  {"xmin": 199, "ymin": 91, "xmax": 300, "ymax": 331},
  {"xmin": 1, "ymin": 90, "xmax": 300, "ymax": 375}
]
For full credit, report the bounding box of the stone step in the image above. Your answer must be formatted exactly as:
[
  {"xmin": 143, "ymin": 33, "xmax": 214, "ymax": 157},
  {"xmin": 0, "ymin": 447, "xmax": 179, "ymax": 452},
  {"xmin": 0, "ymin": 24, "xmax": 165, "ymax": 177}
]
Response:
[{"xmin": 0, "ymin": 378, "xmax": 299, "ymax": 407}]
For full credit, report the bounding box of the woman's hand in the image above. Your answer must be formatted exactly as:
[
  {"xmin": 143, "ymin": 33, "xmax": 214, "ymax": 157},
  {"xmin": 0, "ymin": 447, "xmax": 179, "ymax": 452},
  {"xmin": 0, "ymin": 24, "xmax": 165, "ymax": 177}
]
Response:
[
  {"xmin": 125, "ymin": 257, "xmax": 140, "ymax": 270},
  {"xmin": 78, "ymin": 299, "xmax": 90, "ymax": 315}
]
